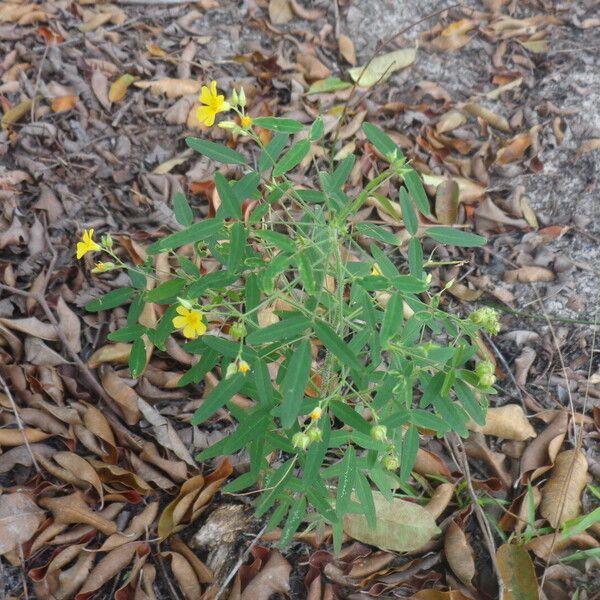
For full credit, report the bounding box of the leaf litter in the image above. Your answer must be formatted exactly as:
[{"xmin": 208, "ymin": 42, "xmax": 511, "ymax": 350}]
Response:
[{"xmin": 1, "ymin": 0, "xmax": 599, "ymax": 598}]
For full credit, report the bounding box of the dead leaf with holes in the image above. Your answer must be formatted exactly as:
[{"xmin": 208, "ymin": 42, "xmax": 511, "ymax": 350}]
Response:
[
  {"xmin": 540, "ymin": 449, "xmax": 588, "ymax": 528},
  {"xmin": 0, "ymin": 492, "xmax": 44, "ymax": 555}
]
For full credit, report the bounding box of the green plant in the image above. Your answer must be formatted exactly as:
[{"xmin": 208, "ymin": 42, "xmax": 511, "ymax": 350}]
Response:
[{"xmin": 80, "ymin": 82, "xmax": 499, "ymax": 550}]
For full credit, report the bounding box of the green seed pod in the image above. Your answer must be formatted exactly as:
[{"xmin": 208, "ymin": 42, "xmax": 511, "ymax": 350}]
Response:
[
  {"xmin": 292, "ymin": 432, "xmax": 310, "ymax": 451},
  {"xmin": 370, "ymin": 425, "xmax": 388, "ymax": 442}
]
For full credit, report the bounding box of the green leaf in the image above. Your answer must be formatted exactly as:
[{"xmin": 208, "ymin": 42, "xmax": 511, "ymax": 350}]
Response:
[
  {"xmin": 173, "ymin": 191, "xmax": 193, "ymax": 227},
  {"xmin": 147, "ymin": 219, "xmax": 222, "ymax": 254},
  {"xmin": 310, "ymin": 117, "xmax": 324, "ymax": 141},
  {"xmin": 253, "ymin": 117, "xmax": 304, "ymax": 133},
  {"xmin": 214, "ymin": 172, "xmax": 242, "ymax": 219},
  {"xmin": 330, "ymin": 401, "xmax": 372, "ymax": 435},
  {"xmin": 186, "ymin": 137, "xmax": 247, "ymax": 165},
  {"xmin": 343, "ymin": 491, "xmax": 440, "ymax": 552},
  {"xmin": 403, "ymin": 169, "xmax": 431, "ymax": 216},
  {"xmin": 191, "ymin": 373, "xmax": 245, "ymax": 424},
  {"xmin": 355, "ymin": 222, "xmax": 400, "ymax": 246},
  {"xmin": 425, "ymin": 226, "xmax": 487, "ymax": 247},
  {"xmin": 258, "ymin": 134, "xmax": 289, "ymax": 171},
  {"xmin": 85, "ymin": 288, "xmax": 136, "ymax": 312},
  {"xmin": 107, "ymin": 324, "xmax": 146, "ymax": 342},
  {"xmin": 562, "ymin": 505, "xmax": 600, "ymax": 539},
  {"xmin": 399, "ymin": 187, "xmax": 418, "ymax": 235},
  {"xmin": 454, "ymin": 379, "xmax": 486, "ymax": 426},
  {"xmin": 178, "ymin": 348, "xmax": 219, "ymax": 387},
  {"xmin": 254, "ymin": 229, "xmax": 296, "ymax": 254},
  {"xmin": 246, "ymin": 315, "xmax": 311, "ymax": 346},
  {"xmin": 280, "ymin": 340, "xmax": 312, "ymax": 429},
  {"xmin": 128, "ymin": 269, "xmax": 147, "ymax": 289},
  {"xmin": 410, "ymin": 410, "xmax": 448, "ymax": 434},
  {"xmin": 227, "ymin": 222, "xmax": 246, "ymax": 272},
  {"xmin": 306, "ymin": 77, "xmax": 352, "ymax": 95},
  {"xmin": 408, "ymin": 237, "xmax": 424, "ymax": 277},
  {"xmin": 336, "ymin": 446, "xmax": 356, "ymax": 518},
  {"xmin": 400, "ymin": 425, "xmax": 419, "ymax": 483},
  {"xmin": 273, "ymin": 139, "xmax": 311, "ymax": 178},
  {"xmin": 256, "ymin": 459, "xmax": 294, "ymax": 517},
  {"xmin": 362, "ymin": 122, "xmax": 403, "ymax": 159},
  {"xmin": 145, "ymin": 279, "xmax": 186, "ymax": 303},
  {"xmin": 380, "ymin": 292, "xmax": 403, "ymax": 344},
  {"xmin": 280, "ymin": 495, "xmax": 307, "ymax": 547},
  {"xmin": 128, "ymin": 337, "xmax": 147, "ymax": 378},
  {"xmin": 313, "ymin": 321, "xmax": 362, "ymax": 372},
  {"xmin": 355, "ymin": 471, "xmax": 377, "ymax": 529}
]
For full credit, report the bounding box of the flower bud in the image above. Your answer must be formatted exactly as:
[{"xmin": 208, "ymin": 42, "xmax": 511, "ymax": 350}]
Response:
[
  {"xmin": 370, "ymin": 425, "xmax": 387, "ymax": 442},
  {"xmin": 469, "ymin": 307, "xmax": 500, "ymax": 335},
  {"xmin": 238, "ymin": 86, "xmax": 246, "ymax": 108},
  {"xmin": 230, "ymin": 88, "xmax": 239, "ymax": 106},
  {"xmin": 475, "ymin": 360, "xmax": 496, "ymax": 388},
  {"xmin": 292, "ymin": 432, "xmax": 310, "ymax": 451},
  {"xmin": 230, "ymin": 321, "xmax": 247, "ymax": 339},
  {"xmin": 383, "ymin": 455, "xmax": 399, "ymax": 471},
  {"xmin": 225, "ymin": 363, "xmax": 238, "ymax": 379},
  {"xmin": 102, "ymin": 233, "xmax": 113, "ymax": 249},
  {"xmin": 176, "ymin": 297, "xmax": 194, "ymax": 310},
  {"xmin": 238, "ymin": 360, "xmax": 250, "ymax": 374},
  {"xmin": 306, "ymin": 427, "xmax": 322, "ymax": 443},
  {"xmin": 309, "ymin": 407, "xmax": 322, "ymax": 421},
  {"xmin": 218, "ymin": 120, "xmax": 237, "ymax": 130}
]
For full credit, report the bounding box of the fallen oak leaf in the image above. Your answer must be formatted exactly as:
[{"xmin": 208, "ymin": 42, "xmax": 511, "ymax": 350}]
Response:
[
  {"xmin": 540, "ymin": 449, "xmax": 588, "ymax": 528},
  {"xmin": 0, "ymin": 492, "xmax": 44, "ymax": 554}
]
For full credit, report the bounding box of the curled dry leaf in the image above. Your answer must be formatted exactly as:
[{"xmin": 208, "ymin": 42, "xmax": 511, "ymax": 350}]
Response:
[
  {"xmin": 38, "ymin": 492, "xmax": 117, "ymax": 535},
  {"xmin": 53, "ymin": 452, "xmax": 104, "ymax": 504},
  {"xmin": 158, "ymin": 459, "xmax": 232, "ymax": 539},
  {"xmin": 55, "ymin": 296, "xmax": 81, "ymax": 353},
  {"xmin": 421, "ymin": 174, "xmax": 486, "ymax": 203},
  {"xmin": 348, "ymin": 48, "xmax": 417, "ymax": 88},
  {"xmin": 496, "ymin": 544, "xmax": 539, "ymax": 600},
  {"xmin": 91, "ymin": 70, "xmax": 111, "ymax": 111},
  {"xmin": 343, "ymin": 491, "xmax": 440, "ymax": 552},
  {"xmin": 435, "ymin": 179, "xmax": 460, "ymax": 224},
  {"xmin": 0, "ymin": 317, "xmax": 58, "ymax": 340},
  {"xmin": 424, "ymin": 483, "xmax": 455, "ymax": 520},
  {"xmin": 414, "ymin": 448, "xmax": 451, "ymax": 478},
  {"xmin": 410, "ymin": 591, "xmax": 473, "ymax": 600},
  {"xmin": 444, "ymin": 520, "xmax": 475, "ymax": 586},
  {"xmin": 108, "ymin": 74, "xmax": 137, "ymax": 103},
  {"xmin": 240, "ymin": 549, "xmax": 291, "ymax": 600},
  {"xmin": 0, "ymin": 427, "xmax": 52, "ymax": 446},
  {"xmin": 436, "ymin": 109, "xmax": 467, "ymax": 134},
  {"xmin": 87, "ymin": 342, "xmax": 131, "ymax": 368},
  {"xmin": 525, "ymin": 531, "xmax": 598, "ymax": 562},
  {"xmin": 463, "ymin": 103, "xmax": 511, "ymax": 132},
  {"xmin": 289, "ymin": 0, "xmax": 323, "ymax": 20},
  {"xmin": 161, "ymin": 551, "xmax": 201, "ymax": 600},
  {"xmin": 521, "ymin": 411, "xmax": 569, "ymax": 483},
  {"xmin": 503, "ymin": 266, "xmax": 555, "ymax": 283},
  {"xmin": 338, "ymin": 34, "xmax": 356, "ymax": 65},
  {"xmin": 75, "ymin": 542, "xmax": 139, "ymax": 600},
  {"xmin": 101, "ymin": 369, "xmax": 141, "ymax": 425},
  {"xmin": 0, "ymin": 492, "xmax": 44, "ymax": 554},
  {"xmin": 135, "ymin": 78, "xmax": 202, "ymax": 98},
  {"xmin": 540, "ymin": 449, "xmax": 588, "ymax": 528},
  {"xmin": 99, "ymin": 502, "xmax": 158, "ymax": 551},
  {"xmin": 468, "ymin": 404, "xmax": 536, "ymax": 441}
]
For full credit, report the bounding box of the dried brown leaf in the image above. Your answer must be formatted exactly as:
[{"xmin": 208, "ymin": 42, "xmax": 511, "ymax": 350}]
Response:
[
  {"xmin": 240, "ymin": 550, "xmax": 291, "ymax": 600},
  {"xmin": 135, "ymin": 78, "xmax": 202, "ymax": 98},
  {"xmin": 338, "ymin": 34, "xmax": 356, "ymax": 65},
  {"xmin": 540, "ymin": 449, "xmax": 588, "ymax": 528},
  {"xmin": 463, "ymin": 103, "xmax": 511, "ymax": 132},
  {"xmin": 468, "ymin": 404, "xmax": 536, "ymax": 440},
  {"xmin": 424, "ymin": 483, "xmax": 455, "ymax": 520},
  {"xmin": 496, "ymin": 544, "xmax": 539, "ymax": 600},
  {"xmin": 503, "ymin": 266, "xmax": 555, "ymax": 283},
  {"xmin": 444, "ymin": 520, "xmax": 475, "ymax": 586},
  {"xmin": 268, "ymin": 0, "xmax": 293, "ymax": 24},
  {"xmin": 0, "ymin": 492, "xmax": 44, "ymax": 554},
  {"xmin": 101, "ymin": 369, "xmax": 141, "ymax": 425},
  {"xmin": 0, "ymin": 317, "xmax": 58, "ymax": 340}
]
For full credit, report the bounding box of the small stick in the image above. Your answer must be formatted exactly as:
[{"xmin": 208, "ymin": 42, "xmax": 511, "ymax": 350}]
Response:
[
  {"xmin": 0, "ymin": 372, "xmax": 42, "ymax": 475},
  {"xmin": 447, "ymin": 433, "xmax": 504, "ymax": 599},
  {"xmin": 213, "ymin": 522, "xmax": 268, "ymax": 600}
]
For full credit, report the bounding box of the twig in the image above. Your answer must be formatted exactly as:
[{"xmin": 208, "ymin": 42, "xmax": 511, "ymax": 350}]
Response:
[
  {"xmin": 0, "ymin": 372, "xmax": 42, "ymax": 474},
  {"xmin": 447, "ymin": 433, "xmax": 504, "ymax": 599},
  {"xmin": 213, "ymin": 522, "xmax": 269, "ymax": 600}
]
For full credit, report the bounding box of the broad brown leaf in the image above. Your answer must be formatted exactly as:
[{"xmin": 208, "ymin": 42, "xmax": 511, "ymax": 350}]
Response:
[{"xmin": 0, "ymin": 492, "xmax": 44, "ymax": 554}]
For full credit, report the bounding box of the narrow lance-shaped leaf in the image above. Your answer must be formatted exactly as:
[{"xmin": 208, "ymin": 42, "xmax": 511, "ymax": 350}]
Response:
[
  {"xmin": 191, "ymin": 373, "xmax": 245, "ymax": 425},
  {"xmin": 425, "ymin": 226, "xmax": 487, "ymax": 248},
  {"xmin": 280, "ymin": 340, "xmax": 312, "ymax": 429},
  {"xmin": 186, "ymin": 137, "xmax": 247, "ymax": 165},
  {"xmin": 273, "ymin": 139, "xmax": 311, "ymax": 177},
  {"xmin": 313, "ymin": 320, "xmax": 362, "ymax": 372}
]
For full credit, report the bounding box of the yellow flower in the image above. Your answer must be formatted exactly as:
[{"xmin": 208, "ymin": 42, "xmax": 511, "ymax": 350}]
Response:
[
  {"xmin": 240, "ymin": 115, "xmax": 253, "ymax": 129},
  {"xmin": 76, "ymin": 228, "xmax": 101, "ymax": 259},
  {"xmin": 93, "ymin": 262, "xmax": 107, "ymax": 272},
  {"xmin": 238, "ymin": 360, "xmax": 250, "ymax": 374},
  {"xmin": 309, "ymin": 407, "xmax": 322, "ymax": 421},
  {"xmin": 371, "ymin": 263, "xmax": 382, "ymax": 276},
  {"xmin": 196, "ymin": 81, "xmax": 230, "ymax": 127},
  {"xmin": 172, "ymin": 306, "xmax": 207, "ymax": 339}
]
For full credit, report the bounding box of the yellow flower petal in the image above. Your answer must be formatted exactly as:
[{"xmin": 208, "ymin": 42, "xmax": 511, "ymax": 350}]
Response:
[
  {"xmin": 197, "ymin": 105, "xmax": 215, "ymax": 126},
  {"xmin": 210, "ymin": 80, "xmax": 217, "ymax": 97},
  {"xmin": 200, "ymin": 85, "xmax": 212, "ymax": 105},
  {"xmin": 173, "ymin": 315, "xmax": 188, "ymax": 329},
  {"xmin": 175, "ymin": 306, "xmax": 189, "ymax": 316},
  {"xmin": 195, "ymin": 321, "xmax": 207, "ymax": 336},
  {"xmin": 182, "ymin": 324, "xmax": 198, "ymax": 339}
]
